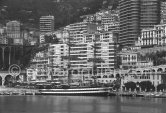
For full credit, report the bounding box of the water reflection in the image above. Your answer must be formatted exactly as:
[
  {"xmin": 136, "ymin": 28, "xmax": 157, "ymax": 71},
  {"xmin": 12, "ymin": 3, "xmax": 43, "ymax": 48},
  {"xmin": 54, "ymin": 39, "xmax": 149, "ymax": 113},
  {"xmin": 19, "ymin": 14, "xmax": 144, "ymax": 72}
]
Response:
[{"xmin": 0, "ymin": 96, "xmax": 166, "ymax": 113}]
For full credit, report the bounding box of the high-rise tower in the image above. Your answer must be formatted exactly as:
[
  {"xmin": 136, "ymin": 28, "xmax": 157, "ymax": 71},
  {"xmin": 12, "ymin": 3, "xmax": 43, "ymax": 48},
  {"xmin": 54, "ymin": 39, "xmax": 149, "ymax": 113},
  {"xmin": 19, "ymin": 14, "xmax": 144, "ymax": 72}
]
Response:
[
  {"xmin": 161, "ymin": 1, "xmax": 166, "ymax": 24},
  {"xmin": 39, "ymin": 15, "xmax": 54, "ymax": 43},
  {"xmin": 39, "ymin": 15, "xmax": 54, "ymax": 34},
  {"xmin": 119, "ymin": 0, "xmax": 160, "ymax": 47}
]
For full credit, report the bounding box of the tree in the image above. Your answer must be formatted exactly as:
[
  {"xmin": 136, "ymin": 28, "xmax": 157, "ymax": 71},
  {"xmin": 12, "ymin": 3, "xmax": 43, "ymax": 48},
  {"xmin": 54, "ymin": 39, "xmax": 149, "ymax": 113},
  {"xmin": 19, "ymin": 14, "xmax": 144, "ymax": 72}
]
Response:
[
  {"xmin": 139, "ymin": 81, "xmax": 155, "ymax": 91},
  {"xmin": 124, "ymin": 81, "xmax": 136, "ymax": 91},
  {"xmin": 112, "ymin": 80, "xmax": 121, "ymax": 90},
  {"xmin": 142, "ymin": 50, "xmax": 166, "ymax": 66},
  {"xmin": 44, "ymin": 34, "xmax": 59, "ymax": 44},
  {"xmin": 157, "ymin": 84, "xmax": 166, "ymax": 91}
]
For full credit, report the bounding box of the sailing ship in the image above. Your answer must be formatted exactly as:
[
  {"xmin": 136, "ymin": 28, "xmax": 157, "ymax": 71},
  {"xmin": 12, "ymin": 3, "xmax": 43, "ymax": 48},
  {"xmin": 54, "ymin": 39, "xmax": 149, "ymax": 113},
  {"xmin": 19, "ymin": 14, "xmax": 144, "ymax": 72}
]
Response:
[{"xmin": 38, "ymin": 86, "xmax": 111, "ymax": 96}]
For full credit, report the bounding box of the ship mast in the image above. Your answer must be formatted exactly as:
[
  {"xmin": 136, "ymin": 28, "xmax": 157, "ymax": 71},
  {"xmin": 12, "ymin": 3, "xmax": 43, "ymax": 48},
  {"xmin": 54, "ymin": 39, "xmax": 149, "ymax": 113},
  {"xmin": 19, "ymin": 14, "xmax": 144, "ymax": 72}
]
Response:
[{"xmin": 67, "ymin": 31, "xmax": 71, "ymax": 85}]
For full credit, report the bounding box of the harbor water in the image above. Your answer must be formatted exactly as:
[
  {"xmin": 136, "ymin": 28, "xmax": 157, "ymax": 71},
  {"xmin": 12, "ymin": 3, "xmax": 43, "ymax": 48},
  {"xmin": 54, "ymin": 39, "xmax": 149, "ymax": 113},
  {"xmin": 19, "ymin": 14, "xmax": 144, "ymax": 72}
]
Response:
[{"xmin": 0, "ymin": 96, "xmax": 166, "ymax": 113}]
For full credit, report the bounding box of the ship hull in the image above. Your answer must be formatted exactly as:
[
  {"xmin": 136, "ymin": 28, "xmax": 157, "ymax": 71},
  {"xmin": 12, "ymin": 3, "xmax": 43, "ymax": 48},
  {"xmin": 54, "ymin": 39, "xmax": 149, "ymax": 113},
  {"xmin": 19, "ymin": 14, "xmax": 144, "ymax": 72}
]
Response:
[{"xmin": 38, "ymin": 87, "xmax": 111, "ymax": 96}]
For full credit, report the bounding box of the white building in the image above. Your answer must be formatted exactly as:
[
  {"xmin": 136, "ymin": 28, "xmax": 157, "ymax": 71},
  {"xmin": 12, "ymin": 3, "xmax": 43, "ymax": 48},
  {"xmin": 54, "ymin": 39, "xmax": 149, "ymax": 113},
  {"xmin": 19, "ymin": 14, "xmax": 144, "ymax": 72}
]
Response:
[
  {"xmin": 0, "ymin": 27, "xmax": 8, "ymax": 44},
  {"xmin": 27, "ymin": 69, "xmax": 37, "ymax": 82},
  {"xmin": 81, "ymin": 9, "xmax": 119, "ymax": 33},
  {"xmin": 48, "ymin": 43, "xmax": 68, "ymax": 82},
  {"xmin": 64, "ymin": 21, "xmax": 118, "ymax": 83},
  {"xmin": 119, "ymin": 47, "xmax": 153, "ymax": 70},
  {"xmin": 28, "ymin": 20, "xmax": 118, "ymax": 84},
  {"xmin": 138, "ymin": 24, "xmax": 166, "ymax": 46},
  {"xmin": 31, "ymin": 51, "xmax": 49, "ymax": 82},
  {"xmin": 65, "ymin": 21, "xmax": 118, "ymax": 83},
  {"xmin": 120, "ymin": 65, "xmax": 166, "ymax": 89}
]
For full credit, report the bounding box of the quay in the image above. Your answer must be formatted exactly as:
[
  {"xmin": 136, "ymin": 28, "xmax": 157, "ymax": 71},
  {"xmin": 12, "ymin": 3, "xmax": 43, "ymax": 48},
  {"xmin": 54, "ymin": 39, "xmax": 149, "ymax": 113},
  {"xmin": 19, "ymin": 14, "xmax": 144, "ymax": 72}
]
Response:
[
  {"xmin": 0, "ymin": 87, "xmax": 39, "ymax": 96},
  {"xmin": 109, "ymin": 91, "xmax": 166, "ymax": 98}
]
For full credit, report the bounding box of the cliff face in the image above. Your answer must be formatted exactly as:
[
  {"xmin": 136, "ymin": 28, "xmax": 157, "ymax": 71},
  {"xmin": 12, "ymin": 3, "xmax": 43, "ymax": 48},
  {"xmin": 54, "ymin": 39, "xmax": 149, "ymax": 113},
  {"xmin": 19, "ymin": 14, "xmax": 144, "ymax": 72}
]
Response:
[{"xmin": 0, "ymin": 0, "xmax": 119, "ymax": 29}]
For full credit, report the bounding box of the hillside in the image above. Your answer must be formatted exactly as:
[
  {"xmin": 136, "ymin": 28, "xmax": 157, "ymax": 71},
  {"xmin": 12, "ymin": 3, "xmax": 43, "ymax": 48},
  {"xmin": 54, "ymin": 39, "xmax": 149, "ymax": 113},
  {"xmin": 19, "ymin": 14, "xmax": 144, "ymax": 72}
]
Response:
[{"xmin": 0, "ymin": 0, "xmax": 119, "ymax": 29}]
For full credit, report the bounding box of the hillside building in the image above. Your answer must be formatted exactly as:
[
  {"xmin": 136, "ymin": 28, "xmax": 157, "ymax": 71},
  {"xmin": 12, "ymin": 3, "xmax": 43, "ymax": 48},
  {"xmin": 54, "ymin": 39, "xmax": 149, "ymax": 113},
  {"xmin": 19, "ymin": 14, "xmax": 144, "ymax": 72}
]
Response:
[
  {"xmin": 138, "ymin": 24, "xmax": 166, "ymax": 46},
  {"xmin": 39, "ymin": 16, "xmax": 54, "ymax": 43}
]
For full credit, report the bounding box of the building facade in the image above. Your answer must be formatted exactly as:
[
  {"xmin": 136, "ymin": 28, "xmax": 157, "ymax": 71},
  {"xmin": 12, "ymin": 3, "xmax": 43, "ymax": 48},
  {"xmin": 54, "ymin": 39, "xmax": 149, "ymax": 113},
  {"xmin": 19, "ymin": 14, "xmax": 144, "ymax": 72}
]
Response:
[
  {"xmin": 28, "ymin": 12, "xmax": 119, "ymax": 83},
  {"xmin": 40, "ymin": 16, "xmax": 54, "ymax": 33},
  {"xmin": 119, "ymin": 0, "xmax": 160, "ymax": 47},
  {"xmin": 30, "ymin": 51, "xmax": 49, "ymax": 82},
  {"xmin": 27, "ymin": 68, "xmax": 37, "ymax": 82},
  {"xmin": 6, "ymin": 21, "xmax": 23, "ymax": 45},
  {"xmin": 119, "ymin": 47, "xmax": 153, "ymax": 70},
  {"xmin": 65, "ymin": 21, "xmax": 118, "ymax": 83},
  {"xmin": 121, "ymin": 65, "xmax": 166, "ymax": 89},
  {"xmin": 138, "ymin": 24, "xmax": 166, "ymax": 46},
  {"xmin": 28, "ymin": 30, "xmax": 69, "ymax": 82},
  {"xmin": 48, "ymin": 43, "xmax": 69, "ymax": 82}
]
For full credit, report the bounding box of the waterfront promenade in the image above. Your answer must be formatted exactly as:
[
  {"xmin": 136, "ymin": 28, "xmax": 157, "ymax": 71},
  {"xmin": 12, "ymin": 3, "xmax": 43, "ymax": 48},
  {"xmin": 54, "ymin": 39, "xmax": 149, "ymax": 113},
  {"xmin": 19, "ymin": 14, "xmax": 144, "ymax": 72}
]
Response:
[
  {"xmin": 1, "ymin": 86, "xmax": 166, "ymax": 98},
  {"xmin": 109, "ymin": 90, "xmax": 166, "ymax": 98}
]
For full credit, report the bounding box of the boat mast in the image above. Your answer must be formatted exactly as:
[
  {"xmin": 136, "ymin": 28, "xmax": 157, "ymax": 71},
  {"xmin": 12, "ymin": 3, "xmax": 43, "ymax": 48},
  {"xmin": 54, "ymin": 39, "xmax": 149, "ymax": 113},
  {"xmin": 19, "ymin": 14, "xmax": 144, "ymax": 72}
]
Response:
[
  {"xmin": 93, "ymin": 37, "xmax": 97, "ymax": 84},
  {"xmin": 68, "ymin": 31, "xmax": 71, "ymax": 85},
  {"xmin": 66, "ymin": 3, "xmax": 71, "ymax": 85}
]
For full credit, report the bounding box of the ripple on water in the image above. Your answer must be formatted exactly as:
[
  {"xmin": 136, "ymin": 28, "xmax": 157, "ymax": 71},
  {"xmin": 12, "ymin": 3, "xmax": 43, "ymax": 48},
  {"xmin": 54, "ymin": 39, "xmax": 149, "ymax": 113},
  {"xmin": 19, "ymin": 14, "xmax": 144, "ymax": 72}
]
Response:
[{"xmin": 0, "ymin": 96, "xmax": 166, "ymax": 113}]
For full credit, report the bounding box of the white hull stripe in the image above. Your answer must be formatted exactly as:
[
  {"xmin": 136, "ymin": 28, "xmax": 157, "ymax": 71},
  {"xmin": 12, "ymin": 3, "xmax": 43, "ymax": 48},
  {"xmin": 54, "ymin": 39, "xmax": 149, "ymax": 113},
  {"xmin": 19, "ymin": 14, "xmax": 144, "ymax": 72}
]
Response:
[{"xmin": 41, "ymin": 91, "xmax": 108, "ymax": 94}]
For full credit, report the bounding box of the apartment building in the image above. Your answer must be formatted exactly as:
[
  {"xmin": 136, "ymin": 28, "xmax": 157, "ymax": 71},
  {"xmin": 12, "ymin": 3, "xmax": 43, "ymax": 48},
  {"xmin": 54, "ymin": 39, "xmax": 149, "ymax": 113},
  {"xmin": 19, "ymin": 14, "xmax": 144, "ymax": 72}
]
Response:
[
  {"xmin": 40, "ymin": 16, "xmax": 54, "ymax": 33},
  {"xmin": 0, "ymin": 27, "xmax": 8, "ymax": 44},
  {"xmin": 39, "ymin": 15, "xmax": 54, "ymax": 43},
  {"xmin": 102, "ymin": 10, "xmax": 119, "ymax": 33},
  {"xmin": 6, "ymin": 21, "xmax": 23, "ymax": 45},
  {"xmin": 70, "ymin": 32, "xmax": 117, "ymax": 83},
  {"xmin": 30, "ymin": 51, "xmax": 49, "ymax": 82},
  {"xmin": 27, "ymin": 68, "xmax": 37, "ymax": 82},
  {"xmin": 48, "ymin": 44, "xmax": 68, "ymax": 82},
  {"xmin": 65, "ymin": 22, "xmax": 89, "ymax": 43},
  {"xmin": 81, "ymin": 10, "xmax": 119, "ymax": 33},
  {"xmin": 61, "ymin": 21, "xmax": 118, "ymax": 83},
  {"xmin": 28, "ymin": 30, "xmax": 69, "ymax": 82}
]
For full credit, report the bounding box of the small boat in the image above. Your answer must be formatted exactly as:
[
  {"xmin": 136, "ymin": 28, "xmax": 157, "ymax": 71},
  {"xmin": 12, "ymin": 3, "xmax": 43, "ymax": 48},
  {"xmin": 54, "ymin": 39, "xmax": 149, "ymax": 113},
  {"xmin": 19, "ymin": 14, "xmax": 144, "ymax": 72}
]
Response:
[
  {"xmin": 38, "ymin": 87, "xmax": 111, "ymax": 96},
  {"xmin": 136, "ymin": 93, "xmax": 144, "ymax": 97}
]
